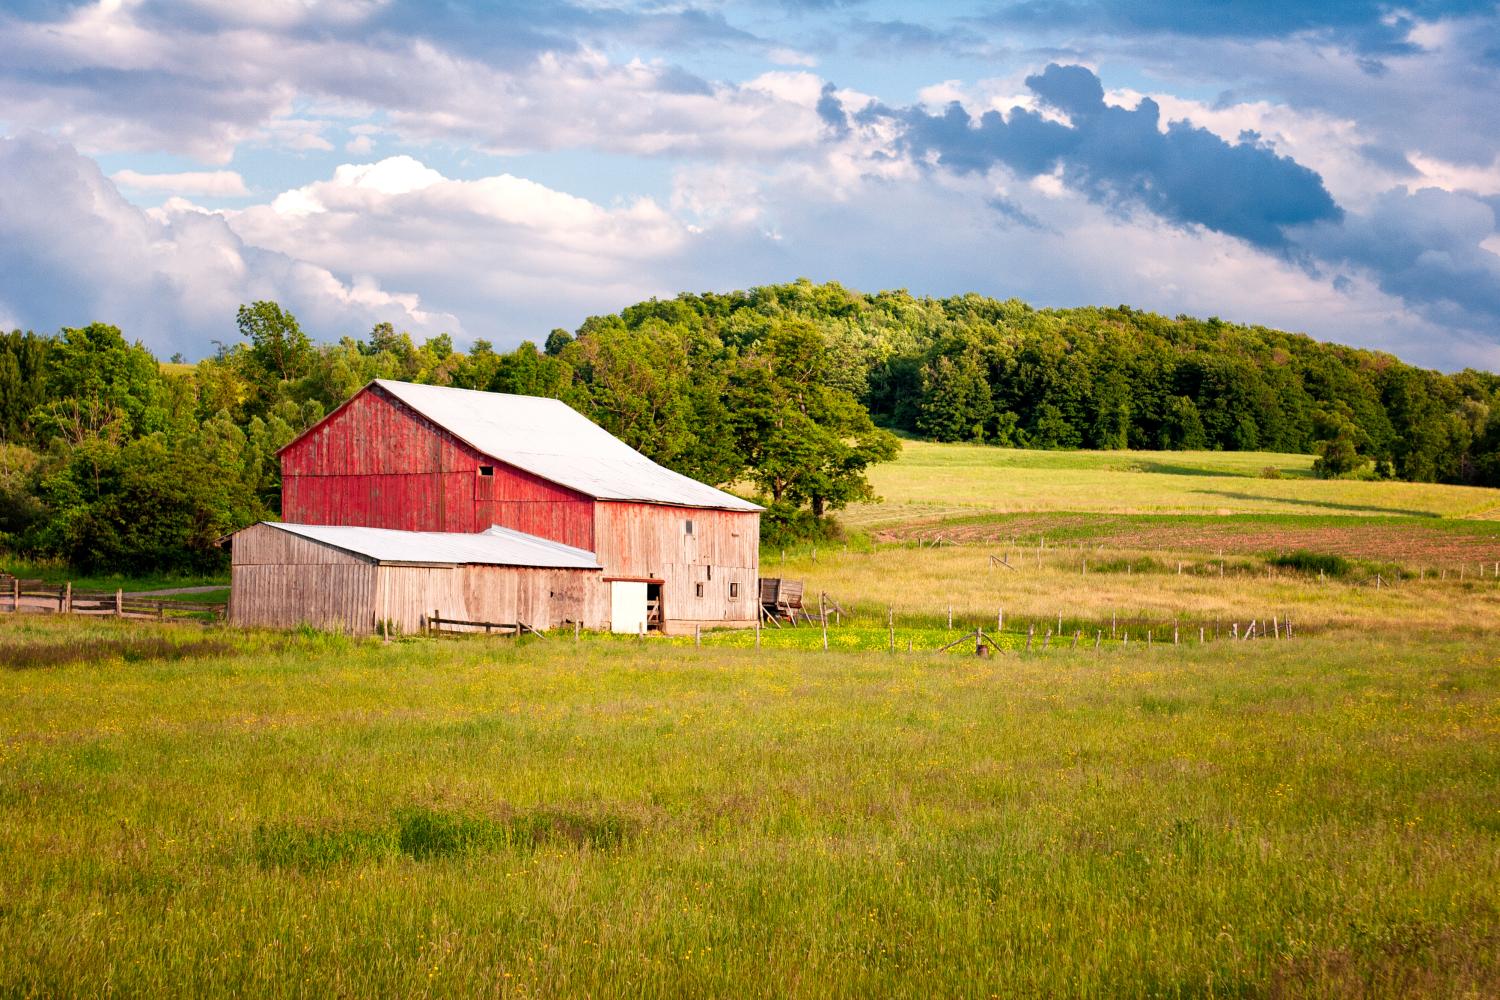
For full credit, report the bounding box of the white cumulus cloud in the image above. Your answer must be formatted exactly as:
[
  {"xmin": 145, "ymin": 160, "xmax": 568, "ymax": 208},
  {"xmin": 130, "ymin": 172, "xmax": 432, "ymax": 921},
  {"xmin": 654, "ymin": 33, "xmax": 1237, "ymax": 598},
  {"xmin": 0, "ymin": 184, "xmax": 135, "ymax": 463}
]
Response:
[{"xmin": 111, "ymin": 168, "xmax": 251, "ymax": 197}]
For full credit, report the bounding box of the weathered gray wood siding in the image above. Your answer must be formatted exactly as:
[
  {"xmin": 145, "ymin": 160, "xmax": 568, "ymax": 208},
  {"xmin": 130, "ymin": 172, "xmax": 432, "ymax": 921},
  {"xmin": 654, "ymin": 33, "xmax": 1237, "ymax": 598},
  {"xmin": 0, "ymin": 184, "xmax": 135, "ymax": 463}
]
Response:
[
  {"xmin": 374, "ymin": 565, "xmax": 605, "ymax": 634},
  {"xmin": 229, "ymin": 523, "xmax": 379, "ymax": 632},
  {"xmin": 231, "ymin": 524, "xmax": 607, "ymax": 635}
]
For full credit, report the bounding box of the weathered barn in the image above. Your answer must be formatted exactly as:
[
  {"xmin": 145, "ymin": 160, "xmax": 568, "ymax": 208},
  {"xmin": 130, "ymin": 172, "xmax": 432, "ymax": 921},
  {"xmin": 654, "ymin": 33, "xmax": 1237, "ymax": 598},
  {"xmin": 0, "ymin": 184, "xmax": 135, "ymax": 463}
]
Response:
[
  {"xmin": 229, "ymin": 522, "xmax": 605, "ymax": 634},
  {"xmin": 264, "ymin": 379, "xmax": 761, "ymax": 634}
]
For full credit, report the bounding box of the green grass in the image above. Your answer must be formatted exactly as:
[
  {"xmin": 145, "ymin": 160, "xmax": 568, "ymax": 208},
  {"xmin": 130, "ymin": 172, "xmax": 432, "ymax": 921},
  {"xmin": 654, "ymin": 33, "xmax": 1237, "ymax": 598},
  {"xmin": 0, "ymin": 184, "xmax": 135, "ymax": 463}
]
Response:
[
  {"xmin": 2, "ymin": 616, "xmax": 1498, "ymax": 997},
  {"xmin": 845, "ymin": 441, "xmax": 1500, "ymax": 531},
  {"xmin": 0, "ymin": 557, "xmax": 228, "ymax": 594},
  {"xmin": 3, "ymin": 441, "xmax": 1500, "ymax": 995}
]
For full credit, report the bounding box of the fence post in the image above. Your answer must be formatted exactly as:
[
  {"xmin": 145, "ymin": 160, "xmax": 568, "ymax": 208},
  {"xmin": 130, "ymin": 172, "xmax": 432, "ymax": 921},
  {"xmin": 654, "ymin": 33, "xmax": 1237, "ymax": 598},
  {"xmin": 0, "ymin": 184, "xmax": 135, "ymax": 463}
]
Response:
[
  {"xmin": 575, "ymin": 620, "xmax": 581, "ymax": 643},
  {"xmin": 11, "ymin": 577, "xmax": 18, "ymax": 613},
  {"xmin": 947, "ymin": 604, "xmax": 952, "ymax": 630},
  {"xmin": 756, "ymin": 617, "xmax": 761, "ymax": 651},
  {"xmin": 63, "ymin": 582, "xmax": 72, "ymax": 615},
  {"xmin": 695, "ymin": 624, "xmax": 701, "ymax": 648},
  {"xmin": 1026, "ymin": 625, "xmax": 1033, "ymax": 652},
  {"xmin": 820, "ymin": 593, "xmax": 828, "ymax": 651},
  {"xmin": 997, "ymin": 607, "xmax": 1003, "ymax": 632},
  {"xmin": 158, "ymin": 601, "xmax": 165, "ymax": 622},
  {"xmin": 114, "ymin": 589, "xmax": 123, "ymax": 618},
  {"xmin": 1094, "ymin": 630, "xmax": 1101, "ymax": 653}
]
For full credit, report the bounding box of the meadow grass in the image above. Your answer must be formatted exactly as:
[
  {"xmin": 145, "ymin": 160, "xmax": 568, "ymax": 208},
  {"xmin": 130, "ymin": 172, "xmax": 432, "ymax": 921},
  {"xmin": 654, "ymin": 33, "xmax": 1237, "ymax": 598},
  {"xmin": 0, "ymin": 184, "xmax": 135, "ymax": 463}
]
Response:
[
  {"xmin": 770, "ymin": 543, "xmax": 1500, "ymax": 634},
  {"xmin": 0, "ymin": 557, "xmax": 229, "ymax": 593},
  {"xmin": 4, "ymin": 443, "xmax": 1500, "ymax": 996},
  {"xmin": 845, "ymin": 441, "xmax": 1500, "ymax": 530},
  {"xmin": 2, "ymin": 616, "xmax": 1498, "ymax": 997}
]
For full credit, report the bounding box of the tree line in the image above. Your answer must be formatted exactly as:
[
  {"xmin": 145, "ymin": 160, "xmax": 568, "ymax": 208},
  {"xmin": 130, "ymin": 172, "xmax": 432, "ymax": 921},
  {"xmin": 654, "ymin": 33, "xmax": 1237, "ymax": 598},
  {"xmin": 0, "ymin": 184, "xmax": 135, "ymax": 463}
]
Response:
[{"xmin": 3, "ymin": 280, "xmax": 1499, "ymax": 572}]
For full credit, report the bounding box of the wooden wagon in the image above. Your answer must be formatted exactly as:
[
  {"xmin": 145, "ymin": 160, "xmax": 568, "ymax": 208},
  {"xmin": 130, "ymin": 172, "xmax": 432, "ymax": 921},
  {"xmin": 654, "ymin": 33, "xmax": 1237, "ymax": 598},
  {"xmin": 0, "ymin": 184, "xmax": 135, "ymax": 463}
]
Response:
[{"xmin": 758, "ymin": 577, "xmax": 812, "ymax": 626}]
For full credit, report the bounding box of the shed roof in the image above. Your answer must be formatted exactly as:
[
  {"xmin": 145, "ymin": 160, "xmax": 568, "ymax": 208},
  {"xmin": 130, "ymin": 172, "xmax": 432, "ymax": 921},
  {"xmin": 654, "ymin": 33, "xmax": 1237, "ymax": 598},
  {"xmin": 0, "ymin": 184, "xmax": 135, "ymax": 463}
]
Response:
[
  {"xmin": 259, "ymin": 522, "xmax": 603, "ymax": 569},
  {"xmin": 370, "ymin": 379, "xmax": 761, "ymax": 512}
]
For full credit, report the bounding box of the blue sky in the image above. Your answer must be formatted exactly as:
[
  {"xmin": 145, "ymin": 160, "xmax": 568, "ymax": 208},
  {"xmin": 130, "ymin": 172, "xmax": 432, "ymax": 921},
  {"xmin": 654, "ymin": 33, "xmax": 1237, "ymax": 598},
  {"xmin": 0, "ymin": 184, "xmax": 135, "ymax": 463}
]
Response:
[{"xmin": 1, "ymin": 1, "xmax": 1498, "ymax": 369}]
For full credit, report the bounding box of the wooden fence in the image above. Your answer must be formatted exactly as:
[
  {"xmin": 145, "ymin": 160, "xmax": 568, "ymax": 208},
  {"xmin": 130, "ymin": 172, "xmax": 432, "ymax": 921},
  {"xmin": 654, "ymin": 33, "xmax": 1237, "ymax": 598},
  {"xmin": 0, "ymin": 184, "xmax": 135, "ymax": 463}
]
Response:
[
  {"xmin": 425, "ymin": 612, "xmax": 544, "ymax": 638},
  {"xmin": 0, "ymin": 575, "xmax": 225, "ymax": 622}
]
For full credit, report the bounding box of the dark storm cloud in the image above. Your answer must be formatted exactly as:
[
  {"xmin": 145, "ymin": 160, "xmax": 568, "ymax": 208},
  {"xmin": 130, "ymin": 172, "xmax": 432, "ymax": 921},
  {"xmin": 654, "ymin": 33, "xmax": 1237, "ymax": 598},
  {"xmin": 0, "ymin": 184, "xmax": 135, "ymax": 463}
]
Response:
[
  {"xmin": 1299, "ymin": 186, "xmax": 1500, "ymax": 332},
  {"xmin": 857, "ymin": 63, "xmax": 1341, "ymax": 250}
]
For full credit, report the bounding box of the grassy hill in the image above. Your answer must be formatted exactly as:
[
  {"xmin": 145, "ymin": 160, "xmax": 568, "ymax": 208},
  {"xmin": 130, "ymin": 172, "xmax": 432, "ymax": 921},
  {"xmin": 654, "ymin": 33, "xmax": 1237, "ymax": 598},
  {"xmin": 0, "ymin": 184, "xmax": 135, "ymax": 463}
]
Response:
[{"xmin": 849, "ymin": 441, "xmax": 1500, "ymax": 529}]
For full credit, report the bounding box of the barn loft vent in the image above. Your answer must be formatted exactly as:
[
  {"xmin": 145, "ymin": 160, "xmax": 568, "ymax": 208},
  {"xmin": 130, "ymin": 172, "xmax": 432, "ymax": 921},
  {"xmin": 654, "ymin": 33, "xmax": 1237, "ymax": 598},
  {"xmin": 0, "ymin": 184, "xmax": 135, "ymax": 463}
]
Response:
[
  {"xmin": 729, "ymin": 582, "xmax": 739, "ymax": 598},
  {"xmin": 684, "ymin": 519, "xmax": 694, "ymax": 535},
  {"xmin": 478, "ymin": 466, "xmax": 494, "ymax": 477},
  {"xmin": 695, "ymin": 583, "xmax": 704, "ymax": 598}
]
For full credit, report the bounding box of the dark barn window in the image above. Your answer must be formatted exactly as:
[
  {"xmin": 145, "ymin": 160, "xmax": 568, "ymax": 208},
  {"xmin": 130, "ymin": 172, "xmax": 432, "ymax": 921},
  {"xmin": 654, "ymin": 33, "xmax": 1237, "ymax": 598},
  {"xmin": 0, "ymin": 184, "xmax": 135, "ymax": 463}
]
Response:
[
  {"xmin": 685, "ymin": 519, "xmax": 694, "ymax": 535},
  {"xmin": 695, "ymin": 583, "xmax": 704, "ymax": 598},
  {"xmin": 729, "ymin": 582, "xmax": 739, "ymax": 598}
]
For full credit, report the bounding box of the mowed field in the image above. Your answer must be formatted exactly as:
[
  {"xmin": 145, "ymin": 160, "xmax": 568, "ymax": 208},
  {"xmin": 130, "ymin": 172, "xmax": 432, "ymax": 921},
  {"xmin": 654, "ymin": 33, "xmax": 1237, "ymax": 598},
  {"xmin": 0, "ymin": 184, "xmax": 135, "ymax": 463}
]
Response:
[
  {"xmin": 843, "ymin": 441, "xmax": 1500, "ymax": 567},
  {"xmin": 4, "ymin": 442, "xmax": 1500, "ymax": 997}
]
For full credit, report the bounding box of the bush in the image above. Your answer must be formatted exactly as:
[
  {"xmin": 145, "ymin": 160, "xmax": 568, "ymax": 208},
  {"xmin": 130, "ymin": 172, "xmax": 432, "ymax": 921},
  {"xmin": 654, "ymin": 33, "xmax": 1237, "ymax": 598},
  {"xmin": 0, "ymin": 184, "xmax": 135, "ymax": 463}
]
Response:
[
  {"xmin": 1259, "ymin": 466, "xmax": 1283, "ymax": 479},
  {"xmin": 758, "ymin": 500, "xmax": 842, "ymax": 548},
  {"xmin": 1269, "ymin": 551, "xmax": 1352, "ymax": 577}
]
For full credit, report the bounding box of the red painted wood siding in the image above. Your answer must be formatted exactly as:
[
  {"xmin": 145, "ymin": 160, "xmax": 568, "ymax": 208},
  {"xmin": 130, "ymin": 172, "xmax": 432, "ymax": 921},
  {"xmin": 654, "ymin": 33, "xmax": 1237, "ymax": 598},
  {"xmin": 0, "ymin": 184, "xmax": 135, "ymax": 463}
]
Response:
[{"xmin": 280, "ymin": 386, "xmax": 596, "ymax": 550}]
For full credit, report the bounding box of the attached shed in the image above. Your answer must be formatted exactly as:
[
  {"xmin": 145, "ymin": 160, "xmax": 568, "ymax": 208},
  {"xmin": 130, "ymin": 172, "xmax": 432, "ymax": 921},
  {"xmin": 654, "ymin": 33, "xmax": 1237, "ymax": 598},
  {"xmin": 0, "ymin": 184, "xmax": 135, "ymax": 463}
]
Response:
[
  {"xmin": 229, "ymin": 522, "xmax": 605, "ymax": 635},
  {"xmin": 277, "ymin": 379, "xmax": 763, "ymax": 633}
]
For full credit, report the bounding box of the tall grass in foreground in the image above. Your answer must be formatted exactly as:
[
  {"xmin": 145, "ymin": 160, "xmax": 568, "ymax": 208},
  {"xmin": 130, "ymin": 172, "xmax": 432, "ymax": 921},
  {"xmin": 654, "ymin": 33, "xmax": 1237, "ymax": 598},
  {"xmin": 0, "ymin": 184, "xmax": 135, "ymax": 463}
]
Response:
[{"xmin": 2, "ymin": 616, "xmax": 1498, "ymax": 997}]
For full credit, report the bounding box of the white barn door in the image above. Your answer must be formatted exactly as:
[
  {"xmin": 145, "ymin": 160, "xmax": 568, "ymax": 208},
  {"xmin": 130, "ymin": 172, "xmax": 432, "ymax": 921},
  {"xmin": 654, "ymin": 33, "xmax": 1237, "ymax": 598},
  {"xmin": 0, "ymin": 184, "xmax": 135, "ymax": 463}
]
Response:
[{"xmin": 610, "ymin": 581, "xmax": 648, "ymax": 634}]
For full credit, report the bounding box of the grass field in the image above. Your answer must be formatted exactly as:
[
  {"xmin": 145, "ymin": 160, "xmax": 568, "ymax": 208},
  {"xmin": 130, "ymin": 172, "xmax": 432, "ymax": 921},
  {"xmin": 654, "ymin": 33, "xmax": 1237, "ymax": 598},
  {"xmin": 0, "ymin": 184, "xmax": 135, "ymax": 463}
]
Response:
[
  {"xmin": 3, "ymin": 441, "xmax": 1500, "ymax": 997},
  {"xmin": 2, "ymin": 616, "xmax": 1498, "ymax": 998},
  {"xmin": 845, "ymin": 441, "xmax": 1500, "ymax": 532}
]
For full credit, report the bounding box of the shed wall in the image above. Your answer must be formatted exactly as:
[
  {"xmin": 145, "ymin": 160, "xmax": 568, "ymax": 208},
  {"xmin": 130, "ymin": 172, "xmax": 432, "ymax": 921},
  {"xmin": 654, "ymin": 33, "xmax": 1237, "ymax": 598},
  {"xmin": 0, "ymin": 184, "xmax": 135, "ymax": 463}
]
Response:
[
  {"xmin": 229, "ymin": 523, "xmax": 379, "ymax": 633},
  {"xmin": 280, "ymin": 386, "xmax": 595, "ymax": 549},
  {"xmin": 593, "ymin": 502, "xmax": 759, "ymax": 630},
  {"xmin": 375, "ymin": 565, "xmax": 605, "ymax": 635}
]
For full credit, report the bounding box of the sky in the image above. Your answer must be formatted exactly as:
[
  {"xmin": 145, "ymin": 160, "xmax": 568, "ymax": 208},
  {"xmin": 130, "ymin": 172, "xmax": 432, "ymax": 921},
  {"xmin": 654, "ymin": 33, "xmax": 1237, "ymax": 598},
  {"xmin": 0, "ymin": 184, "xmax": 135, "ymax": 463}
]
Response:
[{"xmin": 1, "ymin": 1, "xmax": 1498, "ymax": 370}]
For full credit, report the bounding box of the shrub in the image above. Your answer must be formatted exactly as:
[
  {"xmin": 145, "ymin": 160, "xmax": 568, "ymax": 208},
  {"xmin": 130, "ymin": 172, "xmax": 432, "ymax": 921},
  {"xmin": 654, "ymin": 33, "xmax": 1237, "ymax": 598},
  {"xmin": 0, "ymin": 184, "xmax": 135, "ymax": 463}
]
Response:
[{"xmin": 1269, "ymin": 551, "xmax": 1352, "ymax": 577}]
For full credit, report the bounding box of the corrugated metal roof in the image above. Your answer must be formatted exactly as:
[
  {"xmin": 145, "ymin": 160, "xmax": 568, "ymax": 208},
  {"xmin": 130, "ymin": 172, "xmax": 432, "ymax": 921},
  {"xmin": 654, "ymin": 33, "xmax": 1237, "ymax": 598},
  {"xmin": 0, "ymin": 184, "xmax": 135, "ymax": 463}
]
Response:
[
  {"xmin": 372, "ymin": 379, "xmax": 761, "ymax": 511},
  {"xmin": 261, "ymin": 522, "xmax": 603, "ymax": 569}
]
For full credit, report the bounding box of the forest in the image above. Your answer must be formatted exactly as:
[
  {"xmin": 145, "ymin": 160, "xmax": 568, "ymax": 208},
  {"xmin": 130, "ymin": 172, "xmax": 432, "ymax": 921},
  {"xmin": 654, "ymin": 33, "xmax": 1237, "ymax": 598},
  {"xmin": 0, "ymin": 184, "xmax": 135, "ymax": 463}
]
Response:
[{"xmin": 3, "ymin": 279, "xmax": 1500, "ymax": 572}]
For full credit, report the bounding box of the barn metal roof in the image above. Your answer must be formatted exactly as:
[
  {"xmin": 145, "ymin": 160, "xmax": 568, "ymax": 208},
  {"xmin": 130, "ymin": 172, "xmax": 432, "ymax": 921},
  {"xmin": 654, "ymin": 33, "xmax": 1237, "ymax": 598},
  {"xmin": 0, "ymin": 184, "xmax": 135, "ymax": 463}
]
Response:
[
  {"xmin": 372, "ymin": 379, "xmax": 762, "ymax": 512},
  {"xmin": 261, "ymin": 522, "xmax": 603, "ymax": 569}
]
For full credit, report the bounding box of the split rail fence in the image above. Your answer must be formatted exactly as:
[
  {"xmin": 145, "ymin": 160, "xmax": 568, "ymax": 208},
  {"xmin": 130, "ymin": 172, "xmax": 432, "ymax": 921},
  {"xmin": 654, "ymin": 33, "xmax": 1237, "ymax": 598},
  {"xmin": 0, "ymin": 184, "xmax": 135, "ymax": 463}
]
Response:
[{"xmin": 0, "ymin": 575, "xmax": 225, "ymax": 623}]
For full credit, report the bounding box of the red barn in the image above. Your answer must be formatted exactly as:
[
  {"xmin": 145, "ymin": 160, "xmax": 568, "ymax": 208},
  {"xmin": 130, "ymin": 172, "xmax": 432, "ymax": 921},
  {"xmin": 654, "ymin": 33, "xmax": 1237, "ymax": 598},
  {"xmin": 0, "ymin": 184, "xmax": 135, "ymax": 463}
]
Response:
[{"xmin": 253, "ymin": 379, "xmax": 761, "ymax": 635}]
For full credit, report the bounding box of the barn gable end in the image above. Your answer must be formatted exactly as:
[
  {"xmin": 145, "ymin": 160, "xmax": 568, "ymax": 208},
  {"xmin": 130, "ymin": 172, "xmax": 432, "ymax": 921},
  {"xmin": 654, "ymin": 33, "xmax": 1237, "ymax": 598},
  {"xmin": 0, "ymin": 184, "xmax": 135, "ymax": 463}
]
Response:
[{"xmin": 280, "ymin": 384, "xmax": 596, "ymax": 550}]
